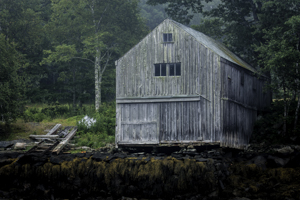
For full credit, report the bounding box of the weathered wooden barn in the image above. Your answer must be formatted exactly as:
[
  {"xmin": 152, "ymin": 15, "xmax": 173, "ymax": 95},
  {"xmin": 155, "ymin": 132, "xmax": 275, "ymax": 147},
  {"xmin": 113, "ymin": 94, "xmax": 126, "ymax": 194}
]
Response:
[{"xmin": 115, "ymin": 19, "xmax": 271, "ymax": 149}]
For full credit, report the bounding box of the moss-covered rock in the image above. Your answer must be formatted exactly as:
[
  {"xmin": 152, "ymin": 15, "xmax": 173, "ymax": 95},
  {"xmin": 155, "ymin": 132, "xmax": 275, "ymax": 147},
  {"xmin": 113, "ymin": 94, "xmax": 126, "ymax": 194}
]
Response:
[
  {"xmin": 0, "ymin": 151, "xmax": 299, "ymax": 200},
  {"xmin": 224, "ymin": 162, "xmax": 300, "ymax": 200},
  {"xmin": 0, "ymin": 153, "xmax": 217, "ymax": 199}
]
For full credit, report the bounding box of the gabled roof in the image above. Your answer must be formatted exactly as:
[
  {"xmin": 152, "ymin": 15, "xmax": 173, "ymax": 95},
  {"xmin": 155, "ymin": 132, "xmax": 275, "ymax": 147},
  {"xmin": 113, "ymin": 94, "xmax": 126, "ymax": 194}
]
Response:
[
  {"xmin": 169, "ymin": 19, "xmax": 256, "ymax": 73},
  {"xmin": 117, "ymin": 19, "xmax": 257, "ymax": 73}
]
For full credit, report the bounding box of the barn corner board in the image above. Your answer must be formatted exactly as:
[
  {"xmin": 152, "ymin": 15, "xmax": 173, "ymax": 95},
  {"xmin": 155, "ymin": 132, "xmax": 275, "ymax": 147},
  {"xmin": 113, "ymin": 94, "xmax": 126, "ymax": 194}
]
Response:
[{"xmin": 115, "ymin": 19, "xmax": 271, "ymax": 149}]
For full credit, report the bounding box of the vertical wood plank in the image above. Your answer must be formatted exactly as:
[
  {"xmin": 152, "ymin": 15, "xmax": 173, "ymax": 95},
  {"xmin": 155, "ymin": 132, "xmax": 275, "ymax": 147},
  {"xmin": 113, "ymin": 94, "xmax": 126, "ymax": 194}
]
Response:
[
  {"xmin": 189, "ymin": 102, "xmax": 193, "ymax": 140},
  {"xmin": 197, "ymin": 101, "xmax": 201, "ymax": 140},
  {"xmin": 115, "ymin": 104, "xmax": 121, "ymax": 145},
  {"xmin": 172, "ymin": 102, "xmax": 176, "ymax": 141},
  {"xmin": 209, "ymin": 51, "xmax": 213, "ymax": 141},
  {"xmin": 178, "ymin": 102, "xmax": 183, "ymax": 141},
  {"xmin": 166, "ymin": 102, "xmax": 170, "ymax": 140}
]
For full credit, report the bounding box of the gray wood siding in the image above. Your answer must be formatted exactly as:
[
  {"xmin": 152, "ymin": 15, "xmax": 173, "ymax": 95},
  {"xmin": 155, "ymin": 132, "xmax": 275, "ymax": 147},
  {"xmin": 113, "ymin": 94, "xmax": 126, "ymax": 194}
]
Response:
[
  {"xmin": 115, "ymin": 19, "xmax": 223, "ymax": 145},
  {"xmin": 118, "ymin": 103, "xmax": 159, "ymax": 144},
  {"xmin": 115, "ymin": 19, "xmax": 271, "ymax": 149},
  {"xmin": 213, "ymin": 54, "xmax": 221, "ymax": 142},
  {"xmin": 220, "ymin": 58, "xmax": 271, "ymax": 148},
  {"xmin": 220, "ymin": 58, "xmax": 271, "ymax": 110},
  {"xmin": 116, "ymin": 100, "xmax": 220, "ymax": 145},
  {"xmin": 221, "ymin": 100, "xmax": 256, "ymax": 149},
  {"xmin": 116, "ymin": 20, "xmax": 217, "ymax": 100},
  {"xmin": 160, "ymin": 101, "xmax": 204, "ymax": 142}
]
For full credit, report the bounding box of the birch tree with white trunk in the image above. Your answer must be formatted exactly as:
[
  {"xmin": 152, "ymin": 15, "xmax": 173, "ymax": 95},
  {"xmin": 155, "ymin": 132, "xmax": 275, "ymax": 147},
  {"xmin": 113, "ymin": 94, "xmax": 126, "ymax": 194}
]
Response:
[
  {"xmin": 41, "ymin": 0, "xmax": 110, "ymax": 111},
  {"xmin": 42, "ymin": 0, "xmax": 108, "ymax": 111},
  {"xmin": 41, "ymin": 0, "xmax": 146, "ymax": 111}
]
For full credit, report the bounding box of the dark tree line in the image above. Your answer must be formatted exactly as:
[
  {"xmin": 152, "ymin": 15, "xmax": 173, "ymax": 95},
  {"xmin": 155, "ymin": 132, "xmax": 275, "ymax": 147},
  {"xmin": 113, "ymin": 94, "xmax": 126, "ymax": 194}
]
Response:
[
  {"xmin": 1, "ymin": 0, "xmax": 300, "ymax": 133},
  {"xmin": 0, "ymin": 0, "xmax": 148, "ymax": 124}
]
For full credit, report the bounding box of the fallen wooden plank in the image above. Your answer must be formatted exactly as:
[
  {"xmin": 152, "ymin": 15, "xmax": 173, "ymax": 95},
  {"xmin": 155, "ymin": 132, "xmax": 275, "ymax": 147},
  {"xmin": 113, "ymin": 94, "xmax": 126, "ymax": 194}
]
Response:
[
  {"xmin": 36, "ymin": 146, "xmax": 52, "ymax": 150},
  {"xmin": 29, "ymin": 135, "xmax": 59, "ymax": 139},
  {"xmin": 46, "ymin": 124, "xmax": 62, "ymax": 135},
  {"xmin": 32, "ymin": 138, "xmax": 65, "ymax": 141},
  {"xmin": 34, "ymin": 150, "xmax": 46, "ymax": 152},
  {"xmin": 58, "ymin": 126, "xmax": 73, "ymax": 138},
  {"xmin": 44, "ymin": 141, "xmax": 59, "ymax": 154},
  {"xmin": 52, "ymin": 127, "xmax": 77, "ymax": 154},
  {"xmin": 43, "ymin": 143, "xmax": 57, "ymax": 146},
  {"xmin": 26, "ymin": 140, "xmax": 44, "ymax": 153}
]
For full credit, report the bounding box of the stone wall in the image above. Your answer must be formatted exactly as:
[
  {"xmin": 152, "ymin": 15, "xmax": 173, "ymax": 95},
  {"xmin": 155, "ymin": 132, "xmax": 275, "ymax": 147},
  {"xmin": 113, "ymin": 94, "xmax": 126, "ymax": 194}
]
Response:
[{"xmin": 0, "ymin": 147, "xmax": 300, "ymax": 200}]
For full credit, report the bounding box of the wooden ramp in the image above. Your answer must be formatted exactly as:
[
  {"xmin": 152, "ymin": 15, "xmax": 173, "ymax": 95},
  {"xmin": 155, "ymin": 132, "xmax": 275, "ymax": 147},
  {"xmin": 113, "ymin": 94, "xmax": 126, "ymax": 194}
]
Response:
[
  {"xmin": 27, "ymin": 124, "xmax": 77, "ymax": 154},
  {"xmin": 52, "ymin": 127, "xmax": 77, "ymax": 154}
]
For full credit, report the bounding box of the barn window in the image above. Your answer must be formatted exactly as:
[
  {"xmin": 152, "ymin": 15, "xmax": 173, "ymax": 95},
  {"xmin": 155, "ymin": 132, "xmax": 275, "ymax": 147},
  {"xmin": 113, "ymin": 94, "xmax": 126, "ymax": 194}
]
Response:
[
  {"xmin": 176, "ymin": 63, "xmax": 181, "ymax": 75},
  {"xmin": 163, "ymin": 33, "xmax": 173, "ymax": 42},
  {"xmin": 154, "ymin": 64, "xmax": 160, "ymax": 76},
  {"xmin": 154, "ymin": 63, "xmax": 181, "ymax": 76},
  {"xmin": 154, "ymin": 63, "xmax": 167, "ymax": 76},
  {"xmin": 169, "ymin": 63, "xmax": 181, "ymax": 76},
  {"xmin": 170, "ymin": 64, "xmax": 175, "ymax": 76},
  {"xmin": 161, "ymin": 63, "xmax": 167, "ymax": 76}
]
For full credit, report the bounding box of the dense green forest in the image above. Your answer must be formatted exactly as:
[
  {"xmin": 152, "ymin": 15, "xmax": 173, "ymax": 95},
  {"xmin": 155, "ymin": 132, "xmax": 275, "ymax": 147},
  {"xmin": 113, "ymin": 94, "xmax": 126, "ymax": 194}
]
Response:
[{"xmin": 0, "ymin": 0, "xmax": 300, "ymax": 145}]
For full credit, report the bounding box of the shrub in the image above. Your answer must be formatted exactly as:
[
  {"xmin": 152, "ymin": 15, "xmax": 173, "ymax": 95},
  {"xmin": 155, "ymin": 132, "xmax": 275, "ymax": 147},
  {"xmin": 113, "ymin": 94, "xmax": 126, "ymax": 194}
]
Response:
[
  {"xmin": 76, "ymin": 102, "xmax": 116, "ymax": 148},
  {"xmin": 23, "ymin": 109, "xmax": 34, "ymax": 122},
  {"xmin": 41, "ymin": 102, "xmax": 69, "ymax": 119},
  {"xmin": 33, "ymin": 112, "xmax": 46, "ymax": 122},
  {"xmin": 77, "ymin": 102, "xmax": 116, "ymax": 135},
  {"xmin": 76, "ymin": 132, "xmax": 115, "ymax": 149},
  {"xmin": 23, "ymin": 108, "xmax": 42, "ymax": 122},
  {"xmin": 252, "ymin": 100, "xmax": 300, "ymax": 144},
  {"xmin": 22, "ymin": 102, "xmax": 99, "ymax": 122}
]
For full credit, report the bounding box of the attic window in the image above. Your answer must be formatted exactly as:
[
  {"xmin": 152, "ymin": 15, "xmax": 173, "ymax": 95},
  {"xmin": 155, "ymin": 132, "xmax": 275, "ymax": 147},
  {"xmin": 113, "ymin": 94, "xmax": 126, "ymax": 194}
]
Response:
[
  {"xmin": 163, "ymin": 33, "xmax": 173, "ymax": 42},
  {"xmin": 154, "ymin": 63, "xmax": 181, "ymax": 76}
]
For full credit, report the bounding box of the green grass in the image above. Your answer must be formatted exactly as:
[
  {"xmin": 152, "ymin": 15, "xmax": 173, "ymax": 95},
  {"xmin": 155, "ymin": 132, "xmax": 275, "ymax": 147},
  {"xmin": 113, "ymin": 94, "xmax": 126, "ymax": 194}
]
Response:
[
  {"xmin": 68, "ymin": 149, "xmax": 87, "ymax": 154},
  {"xmin": 0, "ymin": 119, "xmax": 52, "ymax": 141},
  {"xmin": 44, "ymin": 115, "xmax": 83, "ymax": 126},
  {"xmin": 0, "ymin": 117, "xmax": 78, "ymax": 141},
  {"xmin": 75, "ymin": 132, "xmax": 115, "ymax": 149}
]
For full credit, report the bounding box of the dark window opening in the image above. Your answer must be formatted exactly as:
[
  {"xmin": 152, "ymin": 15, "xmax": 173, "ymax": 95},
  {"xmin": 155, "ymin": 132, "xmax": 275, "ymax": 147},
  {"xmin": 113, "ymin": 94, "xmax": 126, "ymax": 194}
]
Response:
[
  {"xmin": 168, "ymin": 33, "xmax": 172, "ymax": 42},
  {"xmin": 154, "ymin": 63, "xmax": 181, "ymax": 77},
  {"xmin": 154, "ymin": 64, "xmax": 160, "ymax": 76},
  {"xmin": 161, "ymin": 63, "xmax": 166, "ymax": 76},
  {"xmin": 163, "ymin": 34, "xmax": 168, "ymax": 42},
  {"xmin": 170, "ymin": 64, "xmax": 175, "ymax": 76},
  {"xmin": 163, "ymin": 33, "xmax": 173, "ymax": 42},
  {"xmin": 176, "ymin": 63, "xmax": 181, "ymax": 76}
]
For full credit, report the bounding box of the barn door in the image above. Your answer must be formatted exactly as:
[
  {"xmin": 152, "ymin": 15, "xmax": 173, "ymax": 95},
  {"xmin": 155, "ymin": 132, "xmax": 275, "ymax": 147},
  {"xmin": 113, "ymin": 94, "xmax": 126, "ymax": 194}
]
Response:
[
  {"xmin": 159, "ymin": 101, "xmax": 202, "ymax": 143},
  {"xmin": 118, "ymin": 103, "xmax": 159, "ymax": 144}
]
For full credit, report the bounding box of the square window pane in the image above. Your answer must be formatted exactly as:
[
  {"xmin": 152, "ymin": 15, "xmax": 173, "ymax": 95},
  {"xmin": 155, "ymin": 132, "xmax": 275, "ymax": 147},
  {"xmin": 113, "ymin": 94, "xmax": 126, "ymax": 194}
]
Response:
[
  {"xmin": 161, "ymin": 63, "xmax": 166, "ymax": 76},
  {"xmin": 163, "ymin": 34, "xmax": 168, "ymax": 42},
  {"xmin": 154, "ymin": 64, "xmax": 160, "ymax": 76},
  {"xmin": 169, "ymin": 64, "xmax": 175, "ymax": 76},
  {"xmin": 168, "ymin": 33, "xmax": 172, "ymax": 42},
  {"xmin": 176, "ymin": 63, "xmax": 181, "ymax": 76}
]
